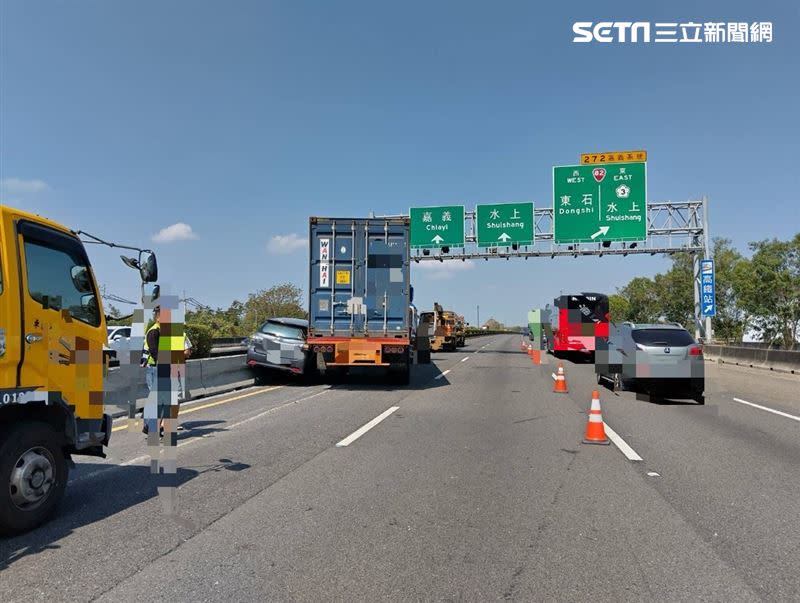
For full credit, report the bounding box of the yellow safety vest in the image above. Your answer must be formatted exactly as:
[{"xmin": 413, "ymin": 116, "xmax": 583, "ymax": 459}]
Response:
[{"xmin": 143, "ymin": 321, "xmax": 189, "ymax": 365}]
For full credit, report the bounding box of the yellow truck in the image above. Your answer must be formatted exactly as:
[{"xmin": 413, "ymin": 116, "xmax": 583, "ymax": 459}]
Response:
[
  {"xmin": 0, "ymin": 205, "xmax": 157, "ymax": 535},
  {"xmin": 420, "ymin": 303, "xmax": 459, "ymax": 352}
]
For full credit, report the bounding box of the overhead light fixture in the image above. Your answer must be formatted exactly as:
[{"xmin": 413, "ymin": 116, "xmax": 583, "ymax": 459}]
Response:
[
  {"xmin": 602, "ymin": 241, "xmax": 611, "ymax": 248},
  {"xmin": 629, "ymin": 242, "xmax": 638, "ymax": 249},
  {"xmin": 441, "ymin": 246, "xmax": 450, "ymax": 254},
  {"xmin": 423, "ymin": 249, "xmax": 430, "ymax": 256}
]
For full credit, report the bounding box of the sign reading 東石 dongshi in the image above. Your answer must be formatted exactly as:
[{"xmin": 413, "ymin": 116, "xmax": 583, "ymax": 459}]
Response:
[{"xmin": 553, "ymin": 162, "xmax": 647, "ymax": 244}]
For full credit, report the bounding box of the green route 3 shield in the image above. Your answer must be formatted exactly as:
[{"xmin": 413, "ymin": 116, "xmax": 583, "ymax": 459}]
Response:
[
  {"xmin": 410, "ymin": 205, "xmax": 465, "ymax": 249},
  {"xmin": 476, "ymin": 202, "xmax": 534, "ymax": 248},
  {"xmin": 553, "ymin": 162, "xmax": 647, "ymax": 244}
]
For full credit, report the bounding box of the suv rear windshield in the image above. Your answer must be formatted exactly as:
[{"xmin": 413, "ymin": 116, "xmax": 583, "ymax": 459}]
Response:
[
  {"xmin": 632, "ymin": 328, "xmax": 695, "ymax": 347},
  {"xmin": 260, "ymin": 321, "xmax": 306, "ymax": 340}
]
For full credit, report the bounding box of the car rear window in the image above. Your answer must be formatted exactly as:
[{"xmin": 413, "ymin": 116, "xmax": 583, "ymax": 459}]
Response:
[
  {"xmin": 260, "ymin": 321, "xmax": 305, "ymax": 340},
  {"xmin": 632, "ymin": 328, "xmax": 695, "ymax": 346}
]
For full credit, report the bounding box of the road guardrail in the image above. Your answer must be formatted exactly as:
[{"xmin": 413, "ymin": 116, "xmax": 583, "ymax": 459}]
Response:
[
  {"xmin": 704, "ymin": 344, "xmax": 800, "ymax": 375},
  {"xmin": 104, "ymin": 354, "xmax": 254, "ymax": 413}
]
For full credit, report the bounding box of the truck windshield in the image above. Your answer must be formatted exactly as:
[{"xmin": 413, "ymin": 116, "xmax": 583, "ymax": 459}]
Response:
[
  {"xmin": 632, "ymin": 328, "xmax": 695, "ymax": 347},
  {"xmin": 22, "ymin": 232, "xmax": 101, "ymax": 327}
]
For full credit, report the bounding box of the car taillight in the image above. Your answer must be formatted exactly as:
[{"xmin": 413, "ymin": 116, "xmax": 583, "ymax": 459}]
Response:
[
  {"xmin": 313, "ymin": 345, "xmax": 334, "ymax": 353},
  {"xmin": 689, "ymin": 345, "xmax": 703, "ymax": 356}
]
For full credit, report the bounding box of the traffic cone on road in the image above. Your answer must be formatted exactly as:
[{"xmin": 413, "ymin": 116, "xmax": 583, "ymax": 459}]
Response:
[
  {"xmin": 552, "ymin": 362, "xmax": 568, "ymax": 393},
  {"xmin": 582, "ymin": 390, "xmax": 610, "ymax": 445},
  {"xmin": 531, "ymin": 350, "xmax": 541, "ymax": 365}
]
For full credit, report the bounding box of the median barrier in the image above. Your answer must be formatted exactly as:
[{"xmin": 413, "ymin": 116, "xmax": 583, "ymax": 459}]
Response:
[
  {"xmin": 704, "ymin": 345, "xmax": 800, "ymax": 375},
  {"xmin": 104, "ymin": 354, "xmax": 255, "ymax": 415},
  {"xmin": 195, "ymin": 354, "xmax": 255, "ymax": 397}
]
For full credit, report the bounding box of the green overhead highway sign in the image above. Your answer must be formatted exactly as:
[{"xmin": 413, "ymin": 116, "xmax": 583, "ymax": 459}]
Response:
[
  {"xmin": 476, "ymin": 202, "xmax": 534, "ymax": 248},
  {"xmin": 410, "ymin": 205, "xmax": 465, "ymax": 249},
  {"xmin": 553, "ymin": 162, "xmax": 647, "ymax": 244}
]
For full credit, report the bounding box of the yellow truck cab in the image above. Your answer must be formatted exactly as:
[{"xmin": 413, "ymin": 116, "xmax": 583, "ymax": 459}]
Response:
[{"xmin": 0, "ymin": 205, "xmax": 156, "ymax": 534}]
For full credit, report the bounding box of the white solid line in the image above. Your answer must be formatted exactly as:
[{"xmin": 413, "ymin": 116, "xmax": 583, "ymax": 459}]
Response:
[
  {"xmin": 461, "ymin": 357, "xmax": 469, "ymax": 362},
  {"xmin": 434, "ymin": 369, "xmax": 452, "ymax": 380},
  {"xmin": 602, "ymin": 422, "xmax": 643, "ymax": 461},
  {"xmin": 647, "ymin": 471, "xmax": 661, "ymax": 477},
  {"xmin": 336, "ymin": 406, "xmax": 399, "ymax": 447},
  {"xmin": 732, "ymin": 397, "xmax": 800, "ymax": 423}
]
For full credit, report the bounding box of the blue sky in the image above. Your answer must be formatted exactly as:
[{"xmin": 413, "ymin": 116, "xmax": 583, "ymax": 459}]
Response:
[{"xmin": 2, "ymin": 0, "xmax": 798, "ymax": 326}]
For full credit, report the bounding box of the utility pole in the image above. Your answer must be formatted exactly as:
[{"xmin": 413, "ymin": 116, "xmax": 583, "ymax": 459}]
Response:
[{"xmin": 477, "ymin": 305, "xmax": 480, "ymax": 328}]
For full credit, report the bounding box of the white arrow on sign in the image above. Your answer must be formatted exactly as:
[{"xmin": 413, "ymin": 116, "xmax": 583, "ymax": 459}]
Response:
[
  {"xmin": 431, "ymin": 235, "xmax": 444, "ymax": 244},
  {"xmin": 590, "ymin": 226, "xmax": 610, "ymax": 240},
  {"xmin": 497, "ymin": 232, "xmax": 512, "ymax": 243},
  {"xmin": 705, "ymin": 305, "xmax": 713, "ymax": 312}
]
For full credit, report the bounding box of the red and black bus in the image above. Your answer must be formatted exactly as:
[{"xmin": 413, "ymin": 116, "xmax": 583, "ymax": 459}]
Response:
[{"xmin": 545, "ymin": 292, "xmax": 609, "ymax": 359}]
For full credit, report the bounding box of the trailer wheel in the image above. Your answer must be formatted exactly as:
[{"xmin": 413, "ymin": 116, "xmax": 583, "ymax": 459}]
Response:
[{"xmin": 0, "ymin": 421, "xmax": 69, "ymax": 536}]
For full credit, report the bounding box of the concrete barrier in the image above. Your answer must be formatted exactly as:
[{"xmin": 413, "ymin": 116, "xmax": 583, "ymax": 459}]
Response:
[
  {"xmin": 704, "ymin": 345, "xmax": 800, "ymax": 375},
  {"xmin": 104, "ymin": 354, "xmax": 255, "ymax": 414}
]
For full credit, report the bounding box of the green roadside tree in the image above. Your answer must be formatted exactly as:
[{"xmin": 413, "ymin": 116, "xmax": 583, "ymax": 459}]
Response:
[{"xmin": 732, "ymin": 235, "xmax": 800, "ymax": 349}]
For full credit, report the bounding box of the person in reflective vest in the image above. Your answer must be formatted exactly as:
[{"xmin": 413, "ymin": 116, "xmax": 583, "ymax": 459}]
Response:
[{"xmin": 141, "ymin": 306, "xmax": 191, "ymax": 436}]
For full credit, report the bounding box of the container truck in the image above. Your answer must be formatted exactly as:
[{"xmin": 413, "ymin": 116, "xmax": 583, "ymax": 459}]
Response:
[
  {"xmin": 307, "ymin": 217, "xmax": 413, "ymax": 384},
  {"xmin": 0, "ymin": 204, "xmax": 157, "ymax": 534}
]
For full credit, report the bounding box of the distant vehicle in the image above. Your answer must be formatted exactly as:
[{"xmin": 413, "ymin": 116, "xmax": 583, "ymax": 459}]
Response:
[
  {"xmin": 104, "ymin": 325, "xmax": 132, "ymax": 363},
  {"xmin": 246, "ymin": 318, "xmax": 311, "ymax": 380},
  {"xmin": 307, "ymin": 217, "xmax": 412, "ymax": 384},
  {"xmin": 423, "ymin": 303, "xmax": 459, "ymax": 352},
  {"xmin": 545, "ymin": 292, "xmax": 609, "ymax": 360},
  {"xmin": 595, "ymin": 322, "xmax": 705, "ymax": 404}
]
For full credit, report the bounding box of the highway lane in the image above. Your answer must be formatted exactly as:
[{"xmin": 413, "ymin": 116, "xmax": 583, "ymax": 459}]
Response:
[
  {"xmin": 0, "ymin": 337, "xmax": 489, "ymax": 601},
  {"xmin": 549, "ymin": 354, "xmax": 800, "ymax": 601},
  {"xmin": 3, "ymin": 334, "xmax": 799, "ymax": 601}
]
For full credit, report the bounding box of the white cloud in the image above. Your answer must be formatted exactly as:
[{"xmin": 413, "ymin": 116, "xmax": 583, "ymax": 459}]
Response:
[
  {"xmin": 413, "ymin": 259, "xmax": 476, "ymax": 280},
  {"xmin": 152, "ymin": 223, "xmax": 198, "ymax": 243},
  {"xmin": 267, "ymin": 233, "xmax": 308, "ymax": 255},
  {"xmin": 0, "ymin": 178, "xmax": 50, "ymax": 194}
]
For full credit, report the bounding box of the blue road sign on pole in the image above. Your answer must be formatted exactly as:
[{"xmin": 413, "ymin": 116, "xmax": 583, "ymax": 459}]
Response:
[{"xmin": 700, "ymin": 259, "xmax": 716, "ymax": 317}]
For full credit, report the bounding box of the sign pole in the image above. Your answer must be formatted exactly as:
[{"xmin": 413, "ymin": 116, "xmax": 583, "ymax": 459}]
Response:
[{"xmin": 693, "ymin": 254, "xmax": 702, "ymax": 341}]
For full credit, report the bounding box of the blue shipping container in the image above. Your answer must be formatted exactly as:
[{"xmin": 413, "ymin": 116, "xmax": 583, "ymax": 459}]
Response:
[{"xmin": 308, "ymin": 217, "xmax": 411, "ymax": 338}]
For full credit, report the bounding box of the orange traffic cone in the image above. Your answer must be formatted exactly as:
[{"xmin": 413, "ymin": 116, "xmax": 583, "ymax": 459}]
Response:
[
  {"xmin": 552, "ymin": 362, "xmax": 568, "ymax": 393},
  {"xmin": 531, "ymin": 350, "xmax": 541, "ymax": 365},
  {"xmin": 582, "ymin": 390, "xmax": 610, "ymax": 445}
]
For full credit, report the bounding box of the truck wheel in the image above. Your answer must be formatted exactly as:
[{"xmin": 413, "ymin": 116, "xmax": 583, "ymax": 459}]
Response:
[{"xmin": 0, "ymin": 421, "xmax": 69, "ymax": 536}]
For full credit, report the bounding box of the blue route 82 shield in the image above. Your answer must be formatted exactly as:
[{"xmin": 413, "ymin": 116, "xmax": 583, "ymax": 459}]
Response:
[{"xmin": 700, "ymin": 259, "xmax": 716, "ymax": 317}]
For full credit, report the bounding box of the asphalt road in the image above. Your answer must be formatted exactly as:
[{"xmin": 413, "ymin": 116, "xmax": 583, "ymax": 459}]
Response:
[{"xmin": 3, "ymin": 334, "xmax": 799, "ymax": 602}]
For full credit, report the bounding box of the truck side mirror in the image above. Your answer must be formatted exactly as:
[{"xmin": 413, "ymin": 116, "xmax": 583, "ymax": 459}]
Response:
[
  {"xmin": 139, "ymin": 252, "xmax": 158, "ymax": 283},
  {"xmin": 409, "ymin": 286, "xmax": 414, "ymax": 303},
  {"xmin": 70, "ymin": 266, "xmax": 93, "ymax": 293}
]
